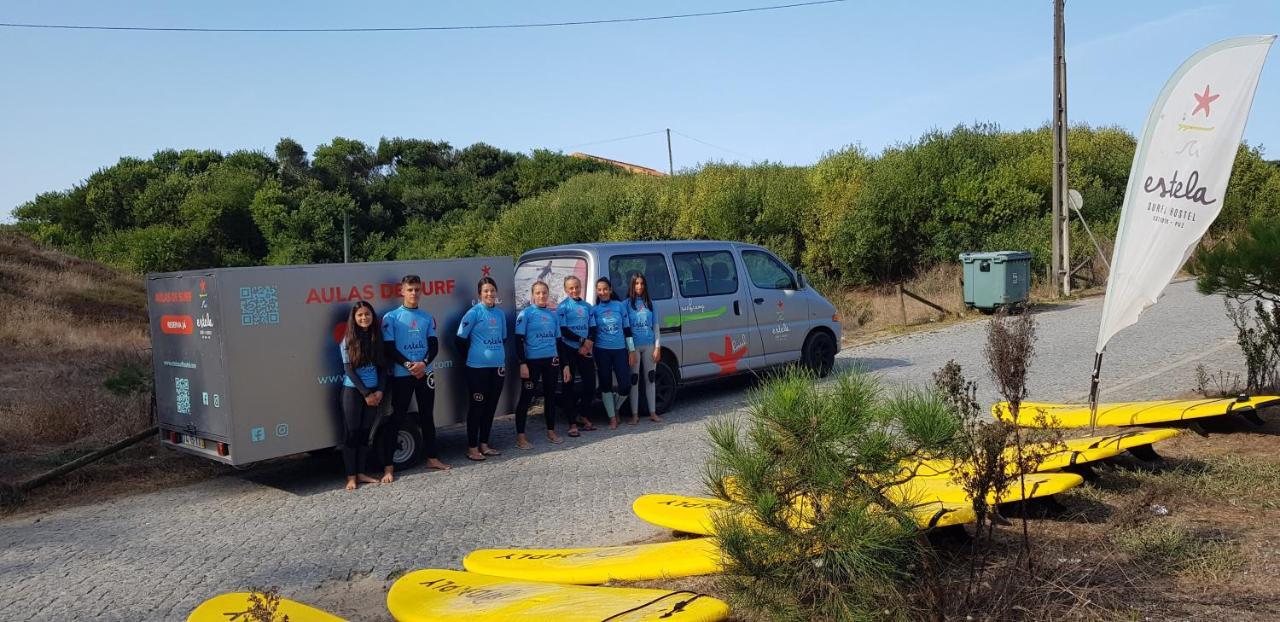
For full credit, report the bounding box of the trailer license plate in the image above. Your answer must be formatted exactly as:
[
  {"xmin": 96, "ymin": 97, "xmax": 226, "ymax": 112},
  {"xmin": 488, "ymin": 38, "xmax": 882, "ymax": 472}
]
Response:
[{"xmin": 182, "ymin": 435, "xmax": 206, "ymax": 450}]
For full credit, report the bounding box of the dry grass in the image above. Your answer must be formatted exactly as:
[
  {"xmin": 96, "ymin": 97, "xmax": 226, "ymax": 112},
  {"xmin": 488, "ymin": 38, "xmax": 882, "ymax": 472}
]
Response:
[
  {"xmin": 0, "ymin": 233, "xmax": 223, "ymax": 509},
  {"xmin": 830, "ymin": 264, "xmax": 968, "ymax": 341}
]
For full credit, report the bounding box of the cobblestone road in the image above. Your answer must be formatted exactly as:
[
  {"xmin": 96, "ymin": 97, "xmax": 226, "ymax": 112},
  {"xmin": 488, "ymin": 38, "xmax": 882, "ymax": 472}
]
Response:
[{"xmin": 0, "ymin": 281, "xmax": 1249, "ymax": 621}]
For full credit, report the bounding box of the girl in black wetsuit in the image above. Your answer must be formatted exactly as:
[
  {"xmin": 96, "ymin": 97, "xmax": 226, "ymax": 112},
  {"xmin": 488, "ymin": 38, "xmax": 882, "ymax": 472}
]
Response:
[{"xmin": 338, "ymin": 301, "xmax": 388, "ymax": 490}]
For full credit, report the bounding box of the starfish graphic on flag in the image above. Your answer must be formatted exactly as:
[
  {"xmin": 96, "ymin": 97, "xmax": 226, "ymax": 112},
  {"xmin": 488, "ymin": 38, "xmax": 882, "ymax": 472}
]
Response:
[
  {"xmin": 481, "ymin": 265, "xmax": 492, "ymax": 277},
  {"xmin": 708, "ymin": 335, "xmax": 748, "ymax": 375},
  {"xmin": 1192, "ymin": 84, "xmax": 1220, "ymax": 117}
]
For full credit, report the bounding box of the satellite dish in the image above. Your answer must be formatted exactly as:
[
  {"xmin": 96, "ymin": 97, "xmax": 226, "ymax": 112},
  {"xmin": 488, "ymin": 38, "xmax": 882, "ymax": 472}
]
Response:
[{"xmin": 1067, "ymin": 188, "xmax": 1084, "ymax": 213}]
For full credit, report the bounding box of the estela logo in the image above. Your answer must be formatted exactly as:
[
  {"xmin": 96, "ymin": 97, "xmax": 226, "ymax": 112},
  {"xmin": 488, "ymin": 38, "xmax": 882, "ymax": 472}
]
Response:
[
  {"xmin": 1192, "ymin": 85, "xmax": 1220, "ymax": 117},
  {"xmin": 154, "ymin": 291, "xmax": 192, "ymax": 304},
  {"xmin": 1142, "ymin": 170, "xmax": 1217, "ymax": 206},
  {"xmin": 161, "ymin": 315, "xmax": 194, "ymax": 334},
  {"xmin": 196, "ymin": 314, "xmax": 214, "ymax": 329}
]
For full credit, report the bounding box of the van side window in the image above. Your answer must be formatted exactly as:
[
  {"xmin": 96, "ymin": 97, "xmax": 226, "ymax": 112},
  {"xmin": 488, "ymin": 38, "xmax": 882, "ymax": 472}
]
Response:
[
  {"xmin": 609, "ymin": 254, "xmax": 674, "ymax": 300},
  {"xmin": 742, "ymin": 250, "xmax": 796, "ymax": 290},
  {"xmin": 674, "ymin": 251, "xmax": 738, "ymax": 297}
]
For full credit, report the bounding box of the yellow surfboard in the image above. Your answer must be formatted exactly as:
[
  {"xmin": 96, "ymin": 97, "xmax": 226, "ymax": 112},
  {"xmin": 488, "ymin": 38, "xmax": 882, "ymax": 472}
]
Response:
[
  {"xmin": 994, "ymin": 396, "xmax": 1280, "ymax": 428},
  {"xmin": 907, "ymin": 428, "xmax": 1183, "ymax": 479},
  {"xmin": 632, "ymin": 493, "xmax": 975, "ymax": 536},
  {"xmin": 885, "ymin": 471, "xmax": 1082, "ymax": 506},
  {"xmin": 462, "ymin": 537, "xmax": 723, "ymax": 585},
  {"xmin": 387, "ymin": 569, "xmax": 731, "ymax": 622},
  {"xmin": 187, "ymin": 592, "xmax": 345, "ymax": 622}
]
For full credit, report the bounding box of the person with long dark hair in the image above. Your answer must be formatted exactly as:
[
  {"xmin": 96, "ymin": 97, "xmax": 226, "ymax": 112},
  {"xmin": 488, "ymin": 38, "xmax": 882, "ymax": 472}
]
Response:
[
  {"xmin": 456, "ymin": 276, "xmax": 508, "ymax": 461},
  {"xmin": 556, "ymin": 275, "xmax": 595, "ymax": 436},
  {"xmin": 383, "ymin": 274, "xmax": 450, "ymax": 481},
  {"xmin": 513, "ymin": 280, "xmax": 566, "ymax": 448},
  {"xmin": 590, "ymin": 277, "xmax": 636, "ymax": 430},
  {"xmin": 627, "ymin": 273, "xmax": 663, "ymax": 424},
  {"xmin": 338, "ymin": 301, "xmax": 388, "ymax": 490}
]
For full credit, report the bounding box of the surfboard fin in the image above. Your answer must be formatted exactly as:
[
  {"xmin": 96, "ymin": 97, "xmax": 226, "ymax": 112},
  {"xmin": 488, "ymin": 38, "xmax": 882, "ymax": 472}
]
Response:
[
  {"xmin": 1240, "ymin": 409, "xmax": 1266, "ymax": 427},
  {"xmin": 1126, "ymin": 444, "xmax": 1163, "ymax": 462},
  {"xmin": 1063, "ymin": 463, "xmax": 1100, "ymax": 483}
]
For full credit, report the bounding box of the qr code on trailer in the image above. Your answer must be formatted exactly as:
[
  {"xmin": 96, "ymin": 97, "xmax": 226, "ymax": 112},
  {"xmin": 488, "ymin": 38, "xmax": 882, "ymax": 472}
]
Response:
[
  {"xmin": 240, "ymin": 286, "xmax": 280, "ymax": 325},
  {"xmin": 175, "ymin": 377, "xmax": 191, "ymax": 415}
]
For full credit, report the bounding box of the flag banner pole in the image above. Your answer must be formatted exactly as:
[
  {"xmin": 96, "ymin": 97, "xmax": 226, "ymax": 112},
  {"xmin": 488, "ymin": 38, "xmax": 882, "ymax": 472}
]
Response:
[
  {"xmin": 1091, "ymin": 35, "xmax": 1274, "ymax": 399},
  {"xmin": 1088, "ymin": 351, "xmax": 1104, "ymax": 434}
]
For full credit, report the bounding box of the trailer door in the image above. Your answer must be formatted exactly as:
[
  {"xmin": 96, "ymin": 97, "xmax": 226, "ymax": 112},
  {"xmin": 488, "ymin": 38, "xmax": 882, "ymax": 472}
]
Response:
[{"xmin": 148, "ymin": 273, "xmax": 232, "ymax": 444}]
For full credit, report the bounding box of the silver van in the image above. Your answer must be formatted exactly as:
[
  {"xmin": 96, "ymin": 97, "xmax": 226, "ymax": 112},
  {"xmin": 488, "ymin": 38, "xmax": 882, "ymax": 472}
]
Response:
[{"xmin": 514, "ymin": 241, "xmax": 842, "ymax": 412}]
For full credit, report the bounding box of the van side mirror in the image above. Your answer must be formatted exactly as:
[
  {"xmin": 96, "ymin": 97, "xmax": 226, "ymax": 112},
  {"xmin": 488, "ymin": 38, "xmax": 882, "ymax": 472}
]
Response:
[{"xmin": 796, "ymin": 272, "xmax": 807, "ymax": 289}]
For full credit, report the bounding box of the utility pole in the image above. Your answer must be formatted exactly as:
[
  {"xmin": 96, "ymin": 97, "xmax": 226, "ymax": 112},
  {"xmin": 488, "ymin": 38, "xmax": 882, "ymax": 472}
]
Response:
[
  {"xmin": 666, "ymin": 128, "xmax": 674, "ymax": 176},
  {"xmin": 1051, "ymin": 0, "xmax": 1070, "ymax": 296},
  {"xmin": 343, "ymin": 212, "xmax": 350, "ymax": 263}
]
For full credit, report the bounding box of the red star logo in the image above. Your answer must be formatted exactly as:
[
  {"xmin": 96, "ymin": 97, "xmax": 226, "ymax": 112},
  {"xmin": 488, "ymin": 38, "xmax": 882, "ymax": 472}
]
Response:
[
  {"xmin": 708, "ymin": 335, "xmax": 748, "ymax": 376},
  {"xmin": 777, "ymin": 300, "xmax": 784, "ymax": 309},
  {"xmin": 1192, "ymin": 84, "xmax": 1220, "ymax": 117},
  {"xmin": 481, "ymin": 265, "xmax": 492, "ymax": 277},
  {"xmin": 199, "ymin": 280, "xmax": 206, "ymax": 292}
]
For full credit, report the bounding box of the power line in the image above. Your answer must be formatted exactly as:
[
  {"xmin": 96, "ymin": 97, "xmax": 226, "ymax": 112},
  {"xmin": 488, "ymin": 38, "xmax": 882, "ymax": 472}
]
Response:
[
  {"xmin": 0, "ymin": 1, "xmax": 849, "ymax": 33},
  {"xmin": 671, "ymin": 130, "xmax": 758, "ymax": 161},
  {"xmin": 561, "ymin": 130, "xmax": 665, "ymax": 151}
]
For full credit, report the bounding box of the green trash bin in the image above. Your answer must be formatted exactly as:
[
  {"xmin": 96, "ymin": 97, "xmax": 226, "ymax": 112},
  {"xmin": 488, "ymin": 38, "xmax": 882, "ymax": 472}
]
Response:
[{"xmin": 959, "ymin": 251, "xmax": 1032, "ymax": 311}]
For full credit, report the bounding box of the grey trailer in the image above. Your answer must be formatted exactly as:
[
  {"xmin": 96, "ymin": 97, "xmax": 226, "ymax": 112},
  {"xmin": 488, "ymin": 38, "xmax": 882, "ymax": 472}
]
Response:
[{"xmin": 146, "ymin": 257, "xmax": 516, "ymax": 467}]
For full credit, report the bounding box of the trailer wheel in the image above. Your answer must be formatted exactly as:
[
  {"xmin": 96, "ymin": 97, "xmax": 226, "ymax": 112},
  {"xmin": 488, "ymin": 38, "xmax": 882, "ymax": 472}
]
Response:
[{"xmin": 392, "ymin": 419, "xmax": 424, "ymax": 469}]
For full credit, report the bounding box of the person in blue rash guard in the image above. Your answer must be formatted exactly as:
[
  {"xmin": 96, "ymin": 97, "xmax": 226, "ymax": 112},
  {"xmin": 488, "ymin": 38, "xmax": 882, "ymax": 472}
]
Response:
[
  {"xmin": 382, "ymin": 275, "xmax": 451, "ymax": 480},
  {"xmin": 556, "ymin": 275, "xmax": 595, "ymax": 435},
  {"xmin": 456, "ymin": 276, "xmax": 508, "ymax": 461},
  {"xmin": 591, "ymin": 277, "xmax": 638, "ymax": 430},
  {"xmin": 513, "ymin": 280, "xmax": 566, "ymax": 448},
  {"xmin": 626, "ymin": 273, "xmax": 664, "ymax": 425},
  {"xmin": 338, "ymin": 301, "xmax": 387, "ymax": 491}
]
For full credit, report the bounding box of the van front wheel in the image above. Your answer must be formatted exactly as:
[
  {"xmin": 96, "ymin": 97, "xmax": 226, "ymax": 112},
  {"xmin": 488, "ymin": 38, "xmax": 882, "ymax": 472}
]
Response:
[
  {"xmin": 802, "ymin": 331, "xmax": 836, "ymax": 378},
  {"xmin": 654, "ymin": 360, "xmax": 678, "ymax": 414}
]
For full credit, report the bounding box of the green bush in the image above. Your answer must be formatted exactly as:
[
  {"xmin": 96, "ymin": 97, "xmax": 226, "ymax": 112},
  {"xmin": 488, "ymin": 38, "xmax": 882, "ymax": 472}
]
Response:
[
  {"xmin": 706, "ymin": 369, "xmax": 959, "ymax": 621},
  {"xmin": 14, "ymin": 126, "xmax": 1280, "ymax": 284}
]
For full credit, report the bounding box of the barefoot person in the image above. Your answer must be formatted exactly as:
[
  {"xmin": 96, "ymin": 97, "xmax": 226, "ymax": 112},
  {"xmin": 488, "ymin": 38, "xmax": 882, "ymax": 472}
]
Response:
[
  {"xmin": 627, "ymin": 273, "xmax": 664, "ymax": 424},
  {"xmin": 557, "ymin": 275, "xmax": 595, "ymax": 436},
  {"xmin": 338, "ymin": 301, "xmax": 387, "ymax": 490},
  {"xmin": 590, "ymin": 277, "xmax": 637, "ymax": 430},
  {"xmin": 514, "ymin": 281, "xmax": 566, "ymax": 448},
  {"xmin": 382, "ymin": 274, "xmax": 450, "ymax": 481},
  {"xmin": 456, "ymin": 276, "xmax": 508, "ymax": 461}
]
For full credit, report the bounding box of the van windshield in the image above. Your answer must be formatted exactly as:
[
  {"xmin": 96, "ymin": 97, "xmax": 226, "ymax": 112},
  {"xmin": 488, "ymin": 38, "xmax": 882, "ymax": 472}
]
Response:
[{"xmin": 514, "ymin": 256, "xmax": 589, "ymax": 310}]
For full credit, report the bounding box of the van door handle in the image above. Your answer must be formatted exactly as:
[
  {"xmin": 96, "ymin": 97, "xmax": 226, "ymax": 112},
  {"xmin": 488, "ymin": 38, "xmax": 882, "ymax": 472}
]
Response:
[
  {"xmin": 733, "ymin": 301, "xmax": 741, "ymax": 315},
  {"xmin": 753, "ymin": 297, "xmax": 764, "ymax": 304}
]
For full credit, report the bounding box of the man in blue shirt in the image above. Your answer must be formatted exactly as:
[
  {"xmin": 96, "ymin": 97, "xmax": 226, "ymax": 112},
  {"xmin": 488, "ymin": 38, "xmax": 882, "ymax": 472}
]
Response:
[{"xmin": 383, "ymin": 274, "xmax": 450, "ymax": 476}]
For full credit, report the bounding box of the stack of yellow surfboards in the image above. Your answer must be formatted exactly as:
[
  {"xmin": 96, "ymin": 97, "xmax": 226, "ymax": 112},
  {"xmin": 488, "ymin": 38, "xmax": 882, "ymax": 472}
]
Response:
[{"xmin": 630, "ymin": 428, "xmax": 1180, "ymax": 539}]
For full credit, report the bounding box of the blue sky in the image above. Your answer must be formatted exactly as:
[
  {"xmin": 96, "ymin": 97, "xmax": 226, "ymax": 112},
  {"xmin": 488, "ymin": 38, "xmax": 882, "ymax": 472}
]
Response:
[{"xmin": 2, "ymin": 1, "xmax": 1278, "ymax": 219}]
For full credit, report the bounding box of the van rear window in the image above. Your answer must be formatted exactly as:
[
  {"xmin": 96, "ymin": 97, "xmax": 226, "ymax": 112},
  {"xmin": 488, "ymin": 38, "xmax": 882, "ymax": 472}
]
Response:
[
  {"xmin": 515, "ymin": 257, "xmax": 588, "ymax": 309},
  {"xmin": 608, "ymin": 254, "xmax": 673, "ymax": 301},
  {"xmin": 673, "ymin": 251, "xmax": 738, "ymax": 297}
]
